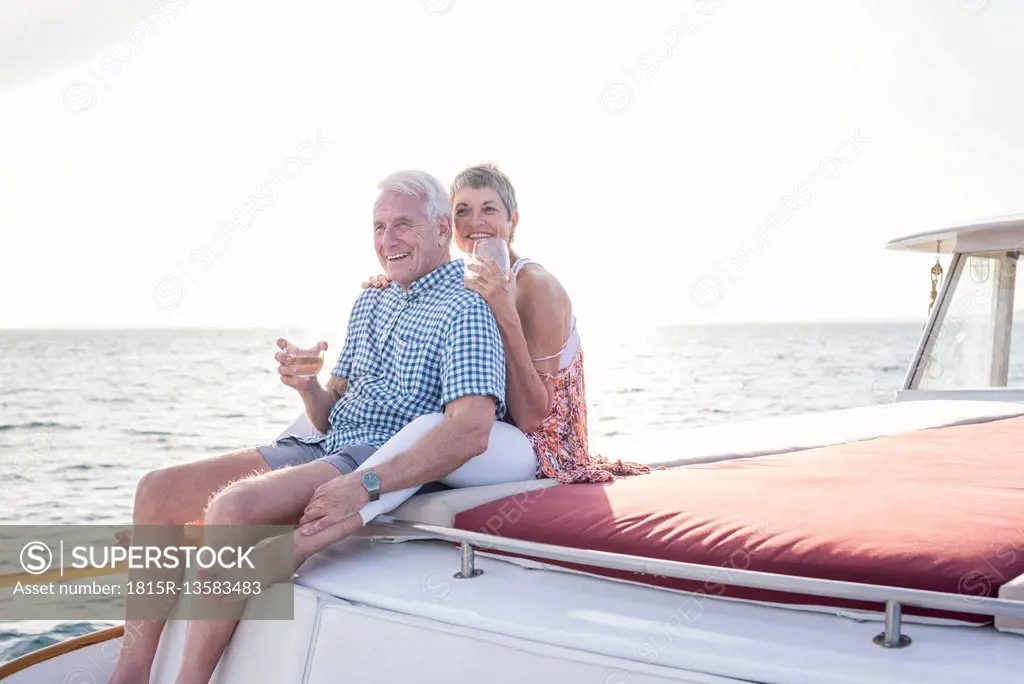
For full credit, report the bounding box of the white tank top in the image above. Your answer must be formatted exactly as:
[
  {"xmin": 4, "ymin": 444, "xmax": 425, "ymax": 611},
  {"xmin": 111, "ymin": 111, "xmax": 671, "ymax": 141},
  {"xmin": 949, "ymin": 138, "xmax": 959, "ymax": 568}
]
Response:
[{"xmin": 510, "ymin": 257, "xmax": 580, "ymax": 371}]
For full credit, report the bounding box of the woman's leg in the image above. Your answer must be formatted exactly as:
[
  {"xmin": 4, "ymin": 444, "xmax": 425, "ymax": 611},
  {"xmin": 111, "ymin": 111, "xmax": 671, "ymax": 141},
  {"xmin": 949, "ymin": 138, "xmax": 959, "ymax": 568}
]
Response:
[
  {"xmin": 352, "ymin": 413, "xmax": 445, "ymax": 524},
  {"xmin": 354, "ymin": 415, "xmax": 538, "ymax": 523},
  {"xmin": 439, "ymin": 420, "xmax": 537, "ymax": 487}
]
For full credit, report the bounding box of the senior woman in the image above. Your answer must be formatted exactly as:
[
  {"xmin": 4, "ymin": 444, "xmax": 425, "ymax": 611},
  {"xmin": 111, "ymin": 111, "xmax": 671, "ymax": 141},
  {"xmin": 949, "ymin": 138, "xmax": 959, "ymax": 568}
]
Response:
[{"xmin": 367, "ymin": 163, "xmax": 649, "ymax": 484}]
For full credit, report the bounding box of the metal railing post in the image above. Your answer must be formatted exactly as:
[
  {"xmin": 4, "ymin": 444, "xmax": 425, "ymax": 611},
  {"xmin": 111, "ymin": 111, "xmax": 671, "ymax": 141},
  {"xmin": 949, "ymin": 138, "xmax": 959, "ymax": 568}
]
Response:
[
  {"xmin": 454, "ymin": 541, "xmax": 483, "ymax": 579},
  {"xmin": 372, "ymin": 515, "xmax": 1024, "ymax": 639},
  {"xmin": 873, "ymin": 600, "xmax": 912, "ymax": 648}
]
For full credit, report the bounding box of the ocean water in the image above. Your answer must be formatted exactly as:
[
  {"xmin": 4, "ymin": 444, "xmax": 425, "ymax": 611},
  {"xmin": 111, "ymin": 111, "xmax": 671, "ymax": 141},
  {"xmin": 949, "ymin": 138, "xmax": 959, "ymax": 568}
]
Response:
[{"xmin": 0, "ymin": 323, "xmax": 929, "ymax": 662}]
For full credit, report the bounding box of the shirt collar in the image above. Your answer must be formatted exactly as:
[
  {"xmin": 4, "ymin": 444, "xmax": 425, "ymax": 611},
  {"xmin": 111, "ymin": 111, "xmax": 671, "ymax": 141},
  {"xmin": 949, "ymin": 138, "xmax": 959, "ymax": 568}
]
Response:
[{"xmin": 391, "ymin": 259, "xmax": 464, "ymax": 299}]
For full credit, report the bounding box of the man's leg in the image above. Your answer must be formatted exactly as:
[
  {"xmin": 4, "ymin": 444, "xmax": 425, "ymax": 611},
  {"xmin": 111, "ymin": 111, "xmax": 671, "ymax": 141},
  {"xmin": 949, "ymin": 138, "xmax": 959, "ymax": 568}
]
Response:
[
  {"xmin": 108, "ymin": 448, "xmax": 271, "ymax": 684},
  {"xmin": 262, "ymin": 416, "xmax": 447, "ymax": 574},
  {"xmin": 173, "ymin": 460, "xmax": 341, "ymax": 684},
  {"xmin": 174, "ymin": 409, "xmax": 535, "ymax": 684},
  {"xmin": 289, "ymin": 415, "xmax": 538, "ymax": 561}
]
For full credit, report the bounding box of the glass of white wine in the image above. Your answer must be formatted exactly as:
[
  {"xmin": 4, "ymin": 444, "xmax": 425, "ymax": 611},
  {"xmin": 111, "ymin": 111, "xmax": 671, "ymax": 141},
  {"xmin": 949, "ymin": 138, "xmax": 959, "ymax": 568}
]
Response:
[
  {"xmin": 465, "ymin": 237, "xmax": 510, "ymax": 280},
  {"xmin": 280, "ymin": 339, "xmax": 326, "ymax": 378}
]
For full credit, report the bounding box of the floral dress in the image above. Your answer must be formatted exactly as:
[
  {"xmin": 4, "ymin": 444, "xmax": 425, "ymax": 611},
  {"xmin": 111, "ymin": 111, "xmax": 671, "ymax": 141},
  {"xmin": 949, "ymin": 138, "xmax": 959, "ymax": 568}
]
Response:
[{"xmin": 511, "ymin": 258, "xmax": 651, "ymax": 484}]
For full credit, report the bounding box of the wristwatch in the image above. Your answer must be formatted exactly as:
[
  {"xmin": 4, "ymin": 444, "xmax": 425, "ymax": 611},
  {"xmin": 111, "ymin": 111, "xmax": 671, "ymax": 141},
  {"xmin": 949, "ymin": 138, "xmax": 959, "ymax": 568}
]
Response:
[{"xmin": 360, "ymin": 470, "xmax": 382, "ymax": 502}]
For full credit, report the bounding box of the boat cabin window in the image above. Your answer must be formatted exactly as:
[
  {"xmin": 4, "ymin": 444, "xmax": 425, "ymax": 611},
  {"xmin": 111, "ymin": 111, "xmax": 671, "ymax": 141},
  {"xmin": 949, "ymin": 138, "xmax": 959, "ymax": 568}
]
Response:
[{"xmin": 915, "ymin": 251, "xmax": 1024, "ymax": 389}]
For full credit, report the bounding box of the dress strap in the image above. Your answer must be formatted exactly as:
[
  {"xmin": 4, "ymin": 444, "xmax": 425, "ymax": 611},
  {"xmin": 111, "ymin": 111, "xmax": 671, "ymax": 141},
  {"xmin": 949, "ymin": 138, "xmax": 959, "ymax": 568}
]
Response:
[
  {"xmin": 510, "ymin": 257, "xmax": 535, "ymax": 277},
  {"xmin": 532, "ymin": 315, "xmax": 577, "ymax": 362},
  {"xmin": 512, "ymin": 256, "xmax": 579, "ymax": 368}
]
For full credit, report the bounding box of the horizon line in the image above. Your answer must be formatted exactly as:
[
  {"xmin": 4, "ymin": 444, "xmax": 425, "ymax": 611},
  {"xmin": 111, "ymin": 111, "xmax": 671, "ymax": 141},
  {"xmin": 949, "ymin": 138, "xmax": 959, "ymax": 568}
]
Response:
[{"xmin": 0, "ymin": 317, "xmax": 931, "ymax": 332}]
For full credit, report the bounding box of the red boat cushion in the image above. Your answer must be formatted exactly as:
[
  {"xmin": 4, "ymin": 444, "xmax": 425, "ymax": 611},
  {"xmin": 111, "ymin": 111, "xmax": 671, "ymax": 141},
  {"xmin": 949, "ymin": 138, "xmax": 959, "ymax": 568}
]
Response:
[{"xmin": 453, "ymin": 414, "xmax": 1024, "ymax": 622}]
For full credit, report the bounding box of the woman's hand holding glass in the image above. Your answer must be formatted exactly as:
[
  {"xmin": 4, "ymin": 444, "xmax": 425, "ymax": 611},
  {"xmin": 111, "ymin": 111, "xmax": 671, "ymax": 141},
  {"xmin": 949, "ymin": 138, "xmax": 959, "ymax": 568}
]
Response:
[{"xmin": 463, "ymin": 237, "xmax": 516, "ymax": 322}]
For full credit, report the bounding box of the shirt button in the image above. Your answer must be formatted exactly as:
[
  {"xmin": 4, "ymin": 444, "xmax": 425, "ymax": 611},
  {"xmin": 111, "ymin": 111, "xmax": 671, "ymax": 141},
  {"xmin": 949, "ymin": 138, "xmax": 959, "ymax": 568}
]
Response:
[{"xmin": 400, "ymin": 300, "xmax": 408, "ymax": 309}]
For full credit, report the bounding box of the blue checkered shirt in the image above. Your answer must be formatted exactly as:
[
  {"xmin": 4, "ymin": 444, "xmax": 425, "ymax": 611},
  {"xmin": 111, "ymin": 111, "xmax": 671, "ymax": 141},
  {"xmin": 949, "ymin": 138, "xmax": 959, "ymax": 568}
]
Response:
[{"xmin": 301, "ymin": 259, "xmax": 507, "ymax": 454}]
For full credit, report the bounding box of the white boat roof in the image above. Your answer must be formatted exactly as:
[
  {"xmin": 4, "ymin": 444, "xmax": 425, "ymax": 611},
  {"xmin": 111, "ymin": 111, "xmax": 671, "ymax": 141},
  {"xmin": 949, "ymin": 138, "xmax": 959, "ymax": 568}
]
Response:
[{"xmin": 886, "ymin": 213, "xmax": 1024, "ymax": 254}]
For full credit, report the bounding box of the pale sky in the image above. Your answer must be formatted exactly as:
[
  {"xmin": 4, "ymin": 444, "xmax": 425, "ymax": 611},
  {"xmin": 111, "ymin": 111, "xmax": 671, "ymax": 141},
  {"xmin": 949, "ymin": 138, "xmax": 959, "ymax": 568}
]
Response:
[{"xmin": 2, "ymin": 0, "xmax": 1023, "ymax": 330}]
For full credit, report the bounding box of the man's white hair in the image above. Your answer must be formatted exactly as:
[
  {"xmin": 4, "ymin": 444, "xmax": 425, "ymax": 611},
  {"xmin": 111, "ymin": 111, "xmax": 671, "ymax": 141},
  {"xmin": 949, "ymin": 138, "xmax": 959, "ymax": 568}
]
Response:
[{"xmin": 377, "ymin": 170, "xmax": 451, "ymax": 224}]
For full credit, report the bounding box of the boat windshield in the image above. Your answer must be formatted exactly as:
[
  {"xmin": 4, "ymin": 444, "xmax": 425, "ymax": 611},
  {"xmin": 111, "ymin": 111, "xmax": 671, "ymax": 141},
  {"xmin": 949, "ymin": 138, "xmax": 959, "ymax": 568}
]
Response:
[{"xmin": 916, "ymin": 251, "xmax": 1024, "ymax": 389}]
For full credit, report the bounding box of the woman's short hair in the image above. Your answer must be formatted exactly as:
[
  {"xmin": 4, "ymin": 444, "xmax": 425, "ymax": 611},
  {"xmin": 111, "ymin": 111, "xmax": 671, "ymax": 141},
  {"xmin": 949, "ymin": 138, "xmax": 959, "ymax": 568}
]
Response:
[{"xmin": 450, "ymin": 163, "xmax": 518, "ymax": 220}]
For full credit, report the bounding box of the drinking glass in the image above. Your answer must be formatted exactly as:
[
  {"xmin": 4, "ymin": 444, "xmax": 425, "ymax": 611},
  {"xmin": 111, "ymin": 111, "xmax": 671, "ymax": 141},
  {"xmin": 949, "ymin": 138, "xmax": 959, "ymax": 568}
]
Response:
[
  {"xmin": 465, "ymin": 237, "xmax": 510, "ymax": 280},
  {"xmin": 282, "ymin": 340, "xmax": 325, "ymax": 378}
]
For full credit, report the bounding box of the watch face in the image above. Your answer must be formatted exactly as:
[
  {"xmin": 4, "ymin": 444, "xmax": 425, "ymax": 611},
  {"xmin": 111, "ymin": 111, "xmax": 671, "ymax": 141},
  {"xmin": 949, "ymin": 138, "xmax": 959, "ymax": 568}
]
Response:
[{"xmin": 362, "ymin": 471, "xmax": 381, "ymax": 489}]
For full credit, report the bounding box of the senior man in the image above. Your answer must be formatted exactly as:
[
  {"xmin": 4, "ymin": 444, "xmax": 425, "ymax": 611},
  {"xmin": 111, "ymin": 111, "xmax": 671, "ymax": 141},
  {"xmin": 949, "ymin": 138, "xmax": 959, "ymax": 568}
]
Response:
[{"xmin": 109, "ymin": 169, "xmax": 535, "ymax": 684}]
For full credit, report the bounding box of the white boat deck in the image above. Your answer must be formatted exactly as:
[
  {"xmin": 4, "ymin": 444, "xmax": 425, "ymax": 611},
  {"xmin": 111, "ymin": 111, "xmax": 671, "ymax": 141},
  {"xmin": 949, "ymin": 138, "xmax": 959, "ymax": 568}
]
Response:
[{"xmin": 286, "ymin": 537, "xmax": 1024, "ymax": 684}]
